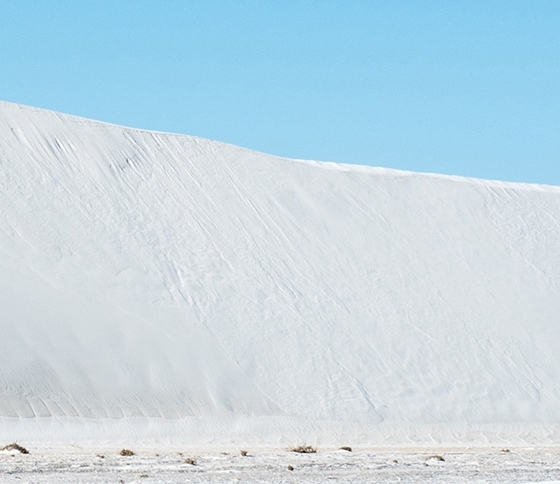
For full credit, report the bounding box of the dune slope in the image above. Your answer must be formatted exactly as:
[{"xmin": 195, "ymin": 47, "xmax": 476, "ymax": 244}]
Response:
[{"xmin": 1, "ymin": 101, "xmax": 560, "ymax": 444}]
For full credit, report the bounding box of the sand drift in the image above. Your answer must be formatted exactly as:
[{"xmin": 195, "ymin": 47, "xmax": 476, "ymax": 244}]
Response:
[{"xmin": 1, "ymin": 101, "xmax": 560, "ymax": 445}]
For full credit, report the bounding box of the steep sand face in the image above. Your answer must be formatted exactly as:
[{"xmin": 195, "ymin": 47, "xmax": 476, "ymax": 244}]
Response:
[{"xmin": 1, "ymin": 101, "xmax": 560, "ymax": 444}]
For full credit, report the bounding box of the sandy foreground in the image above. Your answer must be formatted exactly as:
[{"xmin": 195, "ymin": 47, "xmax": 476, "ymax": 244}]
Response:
[{"xmin": 2, "ymin": 445, "xmax": 560, "ymax": 483}]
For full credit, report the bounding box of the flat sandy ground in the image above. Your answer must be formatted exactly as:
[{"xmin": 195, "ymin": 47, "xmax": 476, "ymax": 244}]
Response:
[{"xmin": 2, "ymin": 446, "xmax": 560, "ymax": 483}]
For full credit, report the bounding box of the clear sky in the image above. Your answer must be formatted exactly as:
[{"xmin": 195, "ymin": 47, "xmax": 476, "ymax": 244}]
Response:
[{"xmin": 1, "ymin": 1, "xmax": 559, "ymax": 185}]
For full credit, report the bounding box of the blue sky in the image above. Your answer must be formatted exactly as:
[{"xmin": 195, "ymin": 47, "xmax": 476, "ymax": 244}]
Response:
[{"xmin": 1, "ymin": 1, "xmax": 559, "ymax": 185}]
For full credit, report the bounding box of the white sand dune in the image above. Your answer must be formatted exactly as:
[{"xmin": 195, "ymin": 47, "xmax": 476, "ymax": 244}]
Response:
[{"xmin": 1, "ymin": 101, "xmax": 560, "ymax": 446}]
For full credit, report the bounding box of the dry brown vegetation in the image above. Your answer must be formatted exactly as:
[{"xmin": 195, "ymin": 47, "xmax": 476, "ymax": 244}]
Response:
[
  {"xmin": 119, "ymin": 449, "xmax": 135, "ymax": 456},
  {"xmin": 289, "ymin": 445, "xmax": 317, "ymax": 454},
  {"xmin": 0, "ymin": 443, "xmax": 29, "ymax": 454}
]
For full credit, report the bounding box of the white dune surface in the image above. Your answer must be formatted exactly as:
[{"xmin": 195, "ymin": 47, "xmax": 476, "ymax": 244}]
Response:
[{"xmin": 1, "ymin": 100, "xmax": 560, "ymax": 446}]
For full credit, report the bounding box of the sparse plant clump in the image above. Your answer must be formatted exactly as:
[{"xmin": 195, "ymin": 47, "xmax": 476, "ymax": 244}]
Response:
[
  {"xmin": 0, "ymin": 443, "xmax": 29, "ymax": 454},
  {"xmin": 119, "ymin": 448, "xmax": 135, "ymax": 456},
  {"xmin": 426, "ymin": 455, "xmax": 445, "ymax": 462},
  {"xmin": 185, "ymin": 457, "xmax": 197, "ymax": 465},
  {"xmin": 290, "ymin": 445, "xmax": 317, "ymax": 454},
  {"xmin": 501, "ymin": 448, "xmax": 511, "ymax": 453},
  {"xmin": 339, "ymin": 446, "xmax": 352, "ymax": 452},
  {"xmin": 240, "ymin": 449, "xmax": 248, "ymax": 456}
]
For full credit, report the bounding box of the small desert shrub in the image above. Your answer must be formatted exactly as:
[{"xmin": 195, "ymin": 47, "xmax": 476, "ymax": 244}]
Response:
[
  {"xmin": 185, "ymin": 457, "xmax": 197, "ymax": 465},
  {"xmin": 0, "ymin": 443, "xmax": 29, "ymax": 454},
  {"xmin": 119, "ymin": 448, "xmax": 135, "ymax": 456},
  {"xmin": 240, "ymin": 449, "xmax": 248, "ymax": 456},
  {"xmin": 290, "ymin": 445, "xmax": 317, "ymax": 454},
  {"xmin": 339, "ymin": 446, "xmax": 352, "ymax": 452},
  {"xmin": 426, "ymin": 455, "xmax": 445, "ymax": 462}
]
